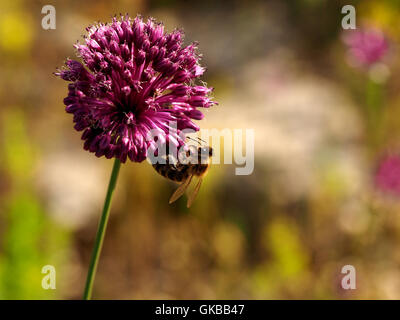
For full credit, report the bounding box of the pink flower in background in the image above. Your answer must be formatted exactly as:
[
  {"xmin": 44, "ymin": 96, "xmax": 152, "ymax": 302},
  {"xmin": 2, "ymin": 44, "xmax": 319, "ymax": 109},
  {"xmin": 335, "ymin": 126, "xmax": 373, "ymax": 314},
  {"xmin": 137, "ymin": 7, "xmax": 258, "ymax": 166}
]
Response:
[
  {"xmin": 375, "ymin": 155, "xmax": 400, "ymax": 196},
  {"xmin": 343, "ymin": 27, "xmax": 389, "ymax": 68}
]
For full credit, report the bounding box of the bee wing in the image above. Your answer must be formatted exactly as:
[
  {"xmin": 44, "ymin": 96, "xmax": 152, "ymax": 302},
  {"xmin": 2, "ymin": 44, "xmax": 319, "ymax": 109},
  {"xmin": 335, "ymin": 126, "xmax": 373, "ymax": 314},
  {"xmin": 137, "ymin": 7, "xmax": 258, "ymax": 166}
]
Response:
[
  {"xmin": 169, "ymin": 174, "xmax": 193, "ymax": 204},
  {"xmin": 186, "ymin": 178, "xmax": 203, "ymax": 208}
]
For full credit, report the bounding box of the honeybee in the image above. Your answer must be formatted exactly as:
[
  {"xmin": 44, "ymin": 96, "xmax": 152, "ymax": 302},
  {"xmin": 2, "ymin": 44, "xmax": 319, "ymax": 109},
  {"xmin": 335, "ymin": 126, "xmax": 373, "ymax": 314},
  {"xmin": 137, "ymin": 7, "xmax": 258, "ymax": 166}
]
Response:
[{"xmin": 152, "ymin": 140, "xmax": 213, "ymax": 208}]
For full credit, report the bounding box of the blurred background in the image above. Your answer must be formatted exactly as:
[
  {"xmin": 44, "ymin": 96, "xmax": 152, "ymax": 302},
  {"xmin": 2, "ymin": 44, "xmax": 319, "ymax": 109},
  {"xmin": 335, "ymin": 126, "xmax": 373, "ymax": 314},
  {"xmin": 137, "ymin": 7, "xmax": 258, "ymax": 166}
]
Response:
[{"xmin": 1, "ymin": 0, "xmax": 400, "ymax": 299}]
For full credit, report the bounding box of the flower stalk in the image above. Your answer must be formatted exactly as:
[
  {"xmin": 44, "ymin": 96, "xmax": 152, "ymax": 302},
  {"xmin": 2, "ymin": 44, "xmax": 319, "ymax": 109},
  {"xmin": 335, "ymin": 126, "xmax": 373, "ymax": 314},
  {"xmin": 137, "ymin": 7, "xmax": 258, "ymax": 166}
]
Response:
[
  {"xmin": 83, "ymin": 158, "xmax": 121, "ymax": 300},
  {"xmin": 55, "ymin": 15, "xmax": 216, "ymax": 299},
  {"xmin": 366, "ymin": 77, "xmax": 385, "ymax": 151}
]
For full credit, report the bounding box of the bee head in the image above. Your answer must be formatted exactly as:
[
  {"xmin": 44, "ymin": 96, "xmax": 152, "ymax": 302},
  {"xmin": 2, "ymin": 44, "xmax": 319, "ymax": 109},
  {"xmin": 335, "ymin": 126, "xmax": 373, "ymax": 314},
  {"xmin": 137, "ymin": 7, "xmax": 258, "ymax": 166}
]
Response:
[{"xmin": 198, "ymin": 146, "xmax": 213, "ymax": 161}]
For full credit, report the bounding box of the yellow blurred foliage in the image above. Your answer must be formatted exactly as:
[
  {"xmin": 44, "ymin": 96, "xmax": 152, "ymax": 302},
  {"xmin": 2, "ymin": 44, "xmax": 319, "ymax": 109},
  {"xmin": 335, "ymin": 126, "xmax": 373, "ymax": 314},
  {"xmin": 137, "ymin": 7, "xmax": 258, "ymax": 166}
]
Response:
[{"xmin": 0, "ymin": 11, "xmax": 33, "ymax": 54}]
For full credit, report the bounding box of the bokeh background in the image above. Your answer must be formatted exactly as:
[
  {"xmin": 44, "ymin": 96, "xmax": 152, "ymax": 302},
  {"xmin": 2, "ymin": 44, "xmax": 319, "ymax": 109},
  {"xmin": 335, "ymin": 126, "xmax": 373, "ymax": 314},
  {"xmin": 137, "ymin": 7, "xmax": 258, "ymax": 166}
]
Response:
[{"xmin": 1, "ymin": 0, "xmax": 400, "ymax": 299}]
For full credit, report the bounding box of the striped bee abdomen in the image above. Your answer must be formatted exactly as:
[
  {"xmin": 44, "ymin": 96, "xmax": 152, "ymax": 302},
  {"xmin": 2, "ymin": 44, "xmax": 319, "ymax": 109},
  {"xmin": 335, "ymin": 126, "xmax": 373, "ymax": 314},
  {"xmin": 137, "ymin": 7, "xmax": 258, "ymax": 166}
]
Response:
[{"xmin": 152, "ymin": 163, "xmax": 190, "ymax": 182}]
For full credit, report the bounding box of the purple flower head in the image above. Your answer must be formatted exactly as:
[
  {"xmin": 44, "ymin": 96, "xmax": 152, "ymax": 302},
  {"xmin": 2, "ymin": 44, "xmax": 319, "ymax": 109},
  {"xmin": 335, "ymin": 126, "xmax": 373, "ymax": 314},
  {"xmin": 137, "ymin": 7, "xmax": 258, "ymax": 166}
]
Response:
[
  {"xmin": 375, "ymin": 154, "xmax": 400, "ymax": 197},
  {"xmin": 56, "ymin": 15, "xmax": 216, "ymax": 163},
  {"xmin": 342, "ymin": 27, "xmax": 389, "ymax": 68}
]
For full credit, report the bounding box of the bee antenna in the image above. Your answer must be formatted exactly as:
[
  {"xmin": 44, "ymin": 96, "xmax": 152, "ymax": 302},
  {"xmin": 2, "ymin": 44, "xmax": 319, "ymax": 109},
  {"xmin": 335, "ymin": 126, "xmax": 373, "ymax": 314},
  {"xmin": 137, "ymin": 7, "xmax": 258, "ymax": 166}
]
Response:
[
  {"xmin": 197, "ymin": 137, "xmax": 207, "ymax": 144},
  {"xmin": 186, "ymin": 136, "xmax": 197, "ymax": 143},
  {"xmin": 186, "ymin": 136, "xmax": 208, "ymax": 146}
]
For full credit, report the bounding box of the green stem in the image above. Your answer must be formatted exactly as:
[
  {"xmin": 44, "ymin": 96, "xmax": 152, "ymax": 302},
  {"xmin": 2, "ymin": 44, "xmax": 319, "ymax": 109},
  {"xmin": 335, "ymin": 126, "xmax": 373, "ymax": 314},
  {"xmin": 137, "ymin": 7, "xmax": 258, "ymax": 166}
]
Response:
[
  {"xmin": 365, "ymin": 78, "xmax": 384, "ymax": 151},
  {"xmin": 83, "ymin": 158, "xmax": 121, "ymax": 300}
]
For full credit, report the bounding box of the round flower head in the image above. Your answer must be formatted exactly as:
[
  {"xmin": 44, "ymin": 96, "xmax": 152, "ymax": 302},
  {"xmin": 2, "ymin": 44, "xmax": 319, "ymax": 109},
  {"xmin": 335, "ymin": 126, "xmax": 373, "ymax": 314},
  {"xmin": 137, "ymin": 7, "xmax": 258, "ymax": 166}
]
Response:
[
  {"xmin": 56, "ymin": 15, "xmax": 216, "ymax": 163},
  {"xmin": 375, "ymin": 154, "xmax": 400, "ymax": 197},
  {"xmin": 342, "ymin": 27, "xmax": 388, "ymax": 68}
]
